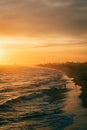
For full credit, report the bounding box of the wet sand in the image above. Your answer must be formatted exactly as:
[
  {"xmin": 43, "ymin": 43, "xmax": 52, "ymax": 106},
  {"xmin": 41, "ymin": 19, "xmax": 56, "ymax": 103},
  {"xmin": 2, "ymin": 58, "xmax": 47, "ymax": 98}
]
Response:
[
  {"xmin": 39, "ymin": 63, "xmax": 87, "ymax": 129},
  {"xmin": 39, "ymin": 63, "xmax": 87, "ymax": 108},
  {"xmin": 62, "ymin": 76, "xmax": 87, "ymax": 130}
]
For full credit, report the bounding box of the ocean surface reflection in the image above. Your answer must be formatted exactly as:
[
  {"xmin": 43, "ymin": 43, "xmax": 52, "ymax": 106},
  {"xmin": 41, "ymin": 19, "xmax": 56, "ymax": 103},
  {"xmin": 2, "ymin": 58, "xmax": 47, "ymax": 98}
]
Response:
[{"xmin": 0, "ymin": 66, "xmax": 83, "ymax": 130}]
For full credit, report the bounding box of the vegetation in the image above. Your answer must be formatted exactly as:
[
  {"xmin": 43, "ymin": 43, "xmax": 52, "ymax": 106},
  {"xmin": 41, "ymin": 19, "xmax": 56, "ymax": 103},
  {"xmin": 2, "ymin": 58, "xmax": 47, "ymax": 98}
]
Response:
[{"xmin": 39, "ymin": 62, "xmax": 87, "ymax": 108}]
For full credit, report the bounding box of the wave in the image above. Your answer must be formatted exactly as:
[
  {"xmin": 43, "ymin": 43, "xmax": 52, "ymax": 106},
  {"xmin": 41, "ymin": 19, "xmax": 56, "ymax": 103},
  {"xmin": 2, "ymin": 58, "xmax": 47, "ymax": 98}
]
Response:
[{"xmin": 0, "ymin": 67, "xmax": 73, "ymax": 129}]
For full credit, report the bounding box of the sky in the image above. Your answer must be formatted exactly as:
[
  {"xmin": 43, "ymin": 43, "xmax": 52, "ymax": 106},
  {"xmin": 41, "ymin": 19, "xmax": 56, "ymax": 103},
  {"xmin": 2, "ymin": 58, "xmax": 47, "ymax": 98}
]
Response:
[{"xmin": 0, "ymin": 0, "xmax": 87, "ymax": 65}]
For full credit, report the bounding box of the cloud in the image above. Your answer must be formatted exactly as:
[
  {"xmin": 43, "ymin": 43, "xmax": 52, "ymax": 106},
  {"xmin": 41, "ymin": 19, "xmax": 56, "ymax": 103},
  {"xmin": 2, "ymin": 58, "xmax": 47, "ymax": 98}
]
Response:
[
  {"xmin": 0, "ymin": 0, "xmax": 87, "ymax": 40},
  {"xmin": 34, "ymin": 38, "xmax": 87, "ymax": 48}
]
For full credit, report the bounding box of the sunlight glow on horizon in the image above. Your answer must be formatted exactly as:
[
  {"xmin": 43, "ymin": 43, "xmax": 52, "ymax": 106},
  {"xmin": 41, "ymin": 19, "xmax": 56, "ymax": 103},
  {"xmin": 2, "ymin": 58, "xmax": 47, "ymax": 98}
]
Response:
[
  {"xmin": 0, "ymin": 36, "xmax": 87, "ymax": 65},
  {"xmin": 0, "ymin": 36, "xmax": 85, "ymax": 45},
  {"xmin": 0, "ymin": 0, "xmax": 87, "ymax": 65},
  {"xmin": 0, "ymin": 45, "xmax": 4, "ymax": 55}
]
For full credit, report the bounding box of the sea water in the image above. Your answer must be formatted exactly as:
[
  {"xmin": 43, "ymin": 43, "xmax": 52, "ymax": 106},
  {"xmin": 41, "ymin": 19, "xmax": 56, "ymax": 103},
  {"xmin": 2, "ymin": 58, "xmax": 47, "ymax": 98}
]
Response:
[{"xmin": 0, "ymin": 66, "xmax": 80, "ymax": 130}]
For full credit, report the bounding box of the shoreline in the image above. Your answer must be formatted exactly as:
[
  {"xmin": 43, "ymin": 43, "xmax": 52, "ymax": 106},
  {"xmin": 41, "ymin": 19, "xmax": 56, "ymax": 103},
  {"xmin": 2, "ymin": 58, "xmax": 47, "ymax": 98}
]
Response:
[
  {"xmin": 38, "ymin": 63, "xmax": 87, "ymax": 129},
  {"xmin": 39, "ymin": 62, "xmax": 87, "ymax": 108}
]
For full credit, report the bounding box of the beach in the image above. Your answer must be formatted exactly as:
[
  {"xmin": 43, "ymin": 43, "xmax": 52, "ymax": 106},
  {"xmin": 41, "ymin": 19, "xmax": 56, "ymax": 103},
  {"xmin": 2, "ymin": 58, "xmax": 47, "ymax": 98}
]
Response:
[
  {"xmin": 0, "ymin": 65, "xmax": 87, "ymax": 129},
  {"xmin": 39, "ymin": 62, "xmax": 87, "ymax": 130}
]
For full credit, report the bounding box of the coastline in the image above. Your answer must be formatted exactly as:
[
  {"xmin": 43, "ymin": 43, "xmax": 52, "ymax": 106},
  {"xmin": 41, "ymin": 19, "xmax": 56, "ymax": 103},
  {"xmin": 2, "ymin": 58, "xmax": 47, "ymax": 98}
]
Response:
[
  {"xmin": 39, "ymin": 62, "xmax": 87, "ymax": 108},
  {"xmin": 38, "ymin": 63, "xmax": 87, "ymax": 129}
]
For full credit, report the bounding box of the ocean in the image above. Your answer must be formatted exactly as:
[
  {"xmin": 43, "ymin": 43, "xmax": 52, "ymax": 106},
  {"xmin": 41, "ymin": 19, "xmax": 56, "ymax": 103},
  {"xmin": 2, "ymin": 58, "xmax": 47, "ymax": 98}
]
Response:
[{"xmin": 0, "ymin": 66, "xmax": 84, "ymax": 130}]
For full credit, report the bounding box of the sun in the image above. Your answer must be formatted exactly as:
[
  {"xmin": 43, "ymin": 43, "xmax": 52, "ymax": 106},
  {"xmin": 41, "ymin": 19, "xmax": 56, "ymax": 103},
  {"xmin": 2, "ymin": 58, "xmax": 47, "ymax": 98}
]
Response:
[{"xmin": 0, "ymin": 45, "xmax": 4, "ymax": 60}]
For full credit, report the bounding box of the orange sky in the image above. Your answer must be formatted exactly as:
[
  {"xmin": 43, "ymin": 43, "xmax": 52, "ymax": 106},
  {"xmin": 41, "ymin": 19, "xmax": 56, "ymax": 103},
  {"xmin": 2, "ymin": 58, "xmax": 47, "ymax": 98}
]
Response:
[
  {"xmin": 0, "ymin": 38, "xmax": 87, "ymax": 65},
  {"xmin": 0, "ymin": 0, "xmax": 87, "ymax": 65}
]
